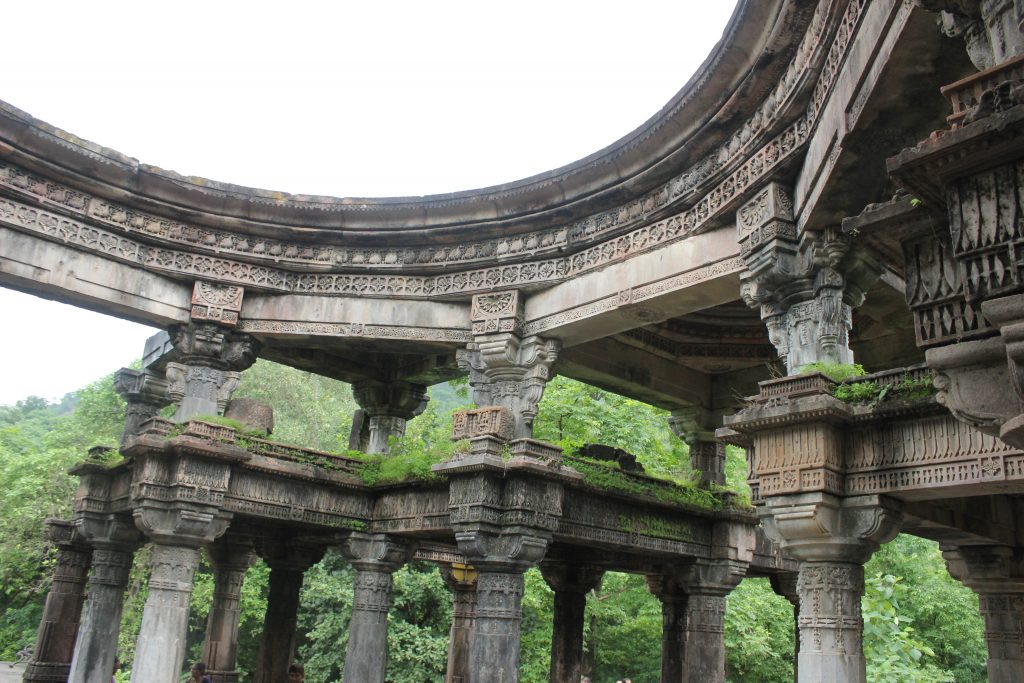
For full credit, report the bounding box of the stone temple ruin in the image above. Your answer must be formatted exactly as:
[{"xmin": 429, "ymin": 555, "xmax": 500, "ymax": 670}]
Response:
[{"xmin": 4, "ymin": 0, "xmax": 1024, "ymax": 681}]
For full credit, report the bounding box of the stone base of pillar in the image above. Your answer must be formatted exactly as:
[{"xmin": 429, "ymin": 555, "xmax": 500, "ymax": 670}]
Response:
[{"xmin": 22, "ymin": 662, "xmax": 71, "ymax": 683}]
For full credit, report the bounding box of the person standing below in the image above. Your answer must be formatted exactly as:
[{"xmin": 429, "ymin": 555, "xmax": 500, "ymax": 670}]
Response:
[
  {"xmin": 287, "ymin": 663, "xmax": 305, "ymax": 682},
  {"xmin": 190, "ymin": 662, "xmax": 212, "ymax": 683}
]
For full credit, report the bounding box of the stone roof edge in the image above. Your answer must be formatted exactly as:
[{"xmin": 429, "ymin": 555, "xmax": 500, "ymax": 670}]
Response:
[{"xmin": 0, "ymin": 0, "xmax": 804, "ymax": 237}]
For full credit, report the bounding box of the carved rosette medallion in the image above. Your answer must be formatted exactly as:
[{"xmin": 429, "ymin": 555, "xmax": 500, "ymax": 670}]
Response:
[
  {"xmin": 471, "ymin": 291, "xmax": 524, "ymax": 335},
  {"xmin": 191, "ymin": 281, "xmax": 245, "ymax": 326}
]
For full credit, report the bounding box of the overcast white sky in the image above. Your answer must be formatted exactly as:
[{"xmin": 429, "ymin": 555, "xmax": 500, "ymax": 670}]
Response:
[{"xmin": 0, "ymin": 0, "xmax": 736, "ymax": 405}]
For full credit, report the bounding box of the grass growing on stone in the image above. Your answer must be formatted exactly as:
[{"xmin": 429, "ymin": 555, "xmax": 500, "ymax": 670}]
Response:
[
  {"xmin": 563, "ymin": 453, "xmax": 722, "ymax": 511},
  {"xmin": 796, "ymin": 364, "xmax": 937, "ymax": 406}
]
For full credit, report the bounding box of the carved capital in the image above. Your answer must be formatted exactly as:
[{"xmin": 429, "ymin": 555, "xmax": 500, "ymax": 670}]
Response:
[
  {"xmin": 944, "ymin": 545, "xmax": 1024, "ymax": 593},
  {"xmin": 133, "ymin": 503, "xmax": 231, "ymax": 547},
  {"xmin": 738, "ymin": 193, "xmax": 879, "ymax": 371},
  {"xmin": 454, "ymin": 530, "xmax": 550, "ymax": 574},
  {"xmin": 921, "ymin": 0, "xmax": 1024, "ymax": 70},
  {"xmin": 457, "ymin": 335, "xmax": 560, "ymax": 439},
  {"xmin": 539, "ymin": 562, "xmax": 604, "ymax": 594},
  {"xmin": 340, "ymin": 532, "xmax": 410, "ymax": 573},
  {"xmin": 760, "ymin": 493, "xmax": 902, "ymax": 564}
]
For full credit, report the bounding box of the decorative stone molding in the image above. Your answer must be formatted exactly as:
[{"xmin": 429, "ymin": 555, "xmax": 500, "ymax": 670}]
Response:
[
  {"xmin": 457, "ymin": 332, "xmax": 560, "ymax": 440},
  {"xmin": 471, "ymin": 291, "xmax": 524, "ymax": 335},
  {"xmin": 191, "ymin": 281, "xmax": 245, "ymax": 326},
  {"xmin": 890, "ymin": 101, "xmax": 1024, "ymax": 444},
  {"xmin": 451, "ymin": 406, "xmax": 516, "ymax": 442},
  {"xmin": 737, "ymin": 183, "xmax": 881, "ymax": 372}
]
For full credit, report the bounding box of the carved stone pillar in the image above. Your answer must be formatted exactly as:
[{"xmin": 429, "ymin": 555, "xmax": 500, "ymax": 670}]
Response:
[
  {"xmin": 201, "ymin": 535, "xmax": 257, "ymax": 683},
  {"xmin": 114, "ymin": 368, "xmax": 170, "ymax": 447},
  {"xmin": 350, "ymin": 379, "xmax": 429, "ymax": 453},
  {"xmin": 645, "ymin": 574, "xmax": 687, "ymax": 683},
  {"xmin": 458, "ymin": 291, "xmax": 560, "ymax": 440},
  {"xmin": 440, "ymin": 563, "xmax": 477, "ymax": 683},
  {"xmin": 760, "ymin": 493, "xmax": 902, "ymax": 683},
  {"xmin": 737, "ymin": 183, "xmax": 879, "ymax": 373},
  {"xmin": 769, "ymin": 573, "xmax": 801, "ymax": 683},
  {"xmin": 251, "ymin": 539, "xmax": 326, "ymax": 683},
  {"xmin": 944, "ymin": 545, "xmax": 1024, "ymax": 682},
  {"xmin": 130, "ymin": 495, "xmax": 231, "ymax": 683},
  {"xmin": 668, "ymin": 407, "xmax": 725, "ymax": 487},
  {"xmin": 23, "ymin": 521, "xmax": 91, "ymax": 683},
  {"xmin": 67, "ymin": 514, "xmax": 140, "ymax": 683},
  {"xmin": 340, "ymin": 533, "xmax": 410, "ymax": 683},
  {"xmin": 130, "ymin": 544, "xmax": 203, "ymax": 683},
  {"xmin": 165, "ymin": 320, "xmax": 260, "ymax": 422},
  {"xmin": 540, "ymin": 562, "xmax": 603, "ymax": 683}
]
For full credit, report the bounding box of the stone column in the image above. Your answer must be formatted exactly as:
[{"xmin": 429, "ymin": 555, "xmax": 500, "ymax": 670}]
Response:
[
  {"xmin": 350, "ymin": 380, "xmax": 429, "ymax": 454},
  {"xmin": 645, "ymin": 574, "xmax": 687, "ymax": 683},
  {"xmin": 130, "ymin": 543, "xmax": 203, "ymax": 683},
  {"xmin": 944, "ymin": 545, "xmax": 1024, "ymax": 682},
  {"xmin": 540, "ymin": 562, "xmax": 603, "ymax": 683},
  {"xmin": 201, "ymin": 536, "xmax": 257, "ymax": 683},
  {"xmin": 737, "ymin": 183, "xmax": 879, "ymax": 373},
  {"xmin": 459, "ymin": 291, "xmax": 560, "ymax": 440},
  {"xmin": 251, "ymin": 539, "xmax": 325, "ymax": 683},
  {"xmin": 114, "ymin": 368, "xmax": 170, "ymax": 447},
  {"xmin": 760, "ymin": 493, "xmax": 902, "ymax": 683},
  {"xmin": 164, "ymin": 321, "xmax": 260, "ymax": 423},
  {"xmin": 471, "ymin": 565, "xmax": 530, "ymax": 681},
  {"xmin": 67, "ymin": 514, "xmax": 140, "ymax": 683},
  {"xmin": 440, "ymin": 564, "xmax": 478, "ymax": 683},
  {"xmin": 769, "ymin": 573, "xmax": 800, "ymax": 683},
  {"xmin": 668, "ymin": 407, "xmax": 725, "ymax": 488},
  {"xmin": 339, "ymin": 534, "xmax": 409, "ymax": 683},
  {"xmin": 23, "ymin": 520, "xmax": 91, "ymax": 683}
]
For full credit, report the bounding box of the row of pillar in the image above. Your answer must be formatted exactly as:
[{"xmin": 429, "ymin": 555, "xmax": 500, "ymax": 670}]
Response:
[{"xmin": 28, "ymin": 525, "xmax": 792, "ymax": 683}]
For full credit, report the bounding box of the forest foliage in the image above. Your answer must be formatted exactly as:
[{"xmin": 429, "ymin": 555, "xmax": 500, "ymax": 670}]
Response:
[{"xmin": 0, "ymin": 361, "xmax": 987, "ymax": 682}]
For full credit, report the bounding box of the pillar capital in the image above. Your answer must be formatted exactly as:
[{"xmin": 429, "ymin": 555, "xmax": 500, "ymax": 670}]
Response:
[
  {"xmin": 760, "ymin": 493, "xmax": 903, "ymax": 564},
  {"xmin": 350, "ymin": 379, "xmax": 429, "ymax": 454},
  {"xmin": 943, "ymin": 544, "xmax": 1024, "ymax": 593},
  {"xmin": 737, "ymin": 184, "xmax": 881, "ymax": 372},
  {"xmin": 114, "ymin": 368, "xmax": 171, "ymax": 446},
  {"xmin": 340, "ymin": 532, "xmax": 410, "ymax": 573},
  {"xmin": 539, "ymin": 562, "xmax": 604, "ymax": 595},
  {"xmin": 164, "ymin": 322, "xmax": 260, "ymax": 422},
  {"xmin": 457, "ymin": 315, "xmax": 560, "ymax": 439}
]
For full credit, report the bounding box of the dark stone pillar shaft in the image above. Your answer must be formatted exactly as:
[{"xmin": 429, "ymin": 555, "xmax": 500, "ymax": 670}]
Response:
[
  {"xmin": 660, "ymin": 595, "xmax": 686, "ymax": 683},
  {"xmin": 977, "ymin": 592, "xmax": 1024, "ymax": 682},
  {"xmin": 550, "ymin": 589, "xmax": 588, "ymax": 683},
  {"xmin": 23, "ymin": 540, "xmax": 91, "ymax": 683},
  {"xmin": 470, "ymin": 570, "xmax": 526, "ymax": 683},
  {"xmin": 130, "ymin": 544, "xmax": 201, "ymax": 683},
  {"xmin": 67, "ymin": 546, "xmax": 133, "ymax": 683},
  {"xmin": 201, "ymin": 546, "xmax": 254, "ymax": 683},
  {"xmin": 682, "ymin": 591, "xmax": 727, "ymax": 683},
  {"xmin": 796, "ymin": 562, "xmax": 865, "ymax": 683},
  {"xmin": 343, "ymin": 569, "xmax": 395, "ymax": 683},
  {"xmin": 252, "ymin": 566, "xmax": 304, "ymax": 683},
  {"xmin": 441, "ymin": 568, "xmax": 476, "ymax": 683}
]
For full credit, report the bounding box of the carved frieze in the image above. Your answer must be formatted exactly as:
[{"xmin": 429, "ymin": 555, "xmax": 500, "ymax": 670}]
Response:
[{"xmin": 451, "ymin": 407, "xmax": 516, "ymax": 441}]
